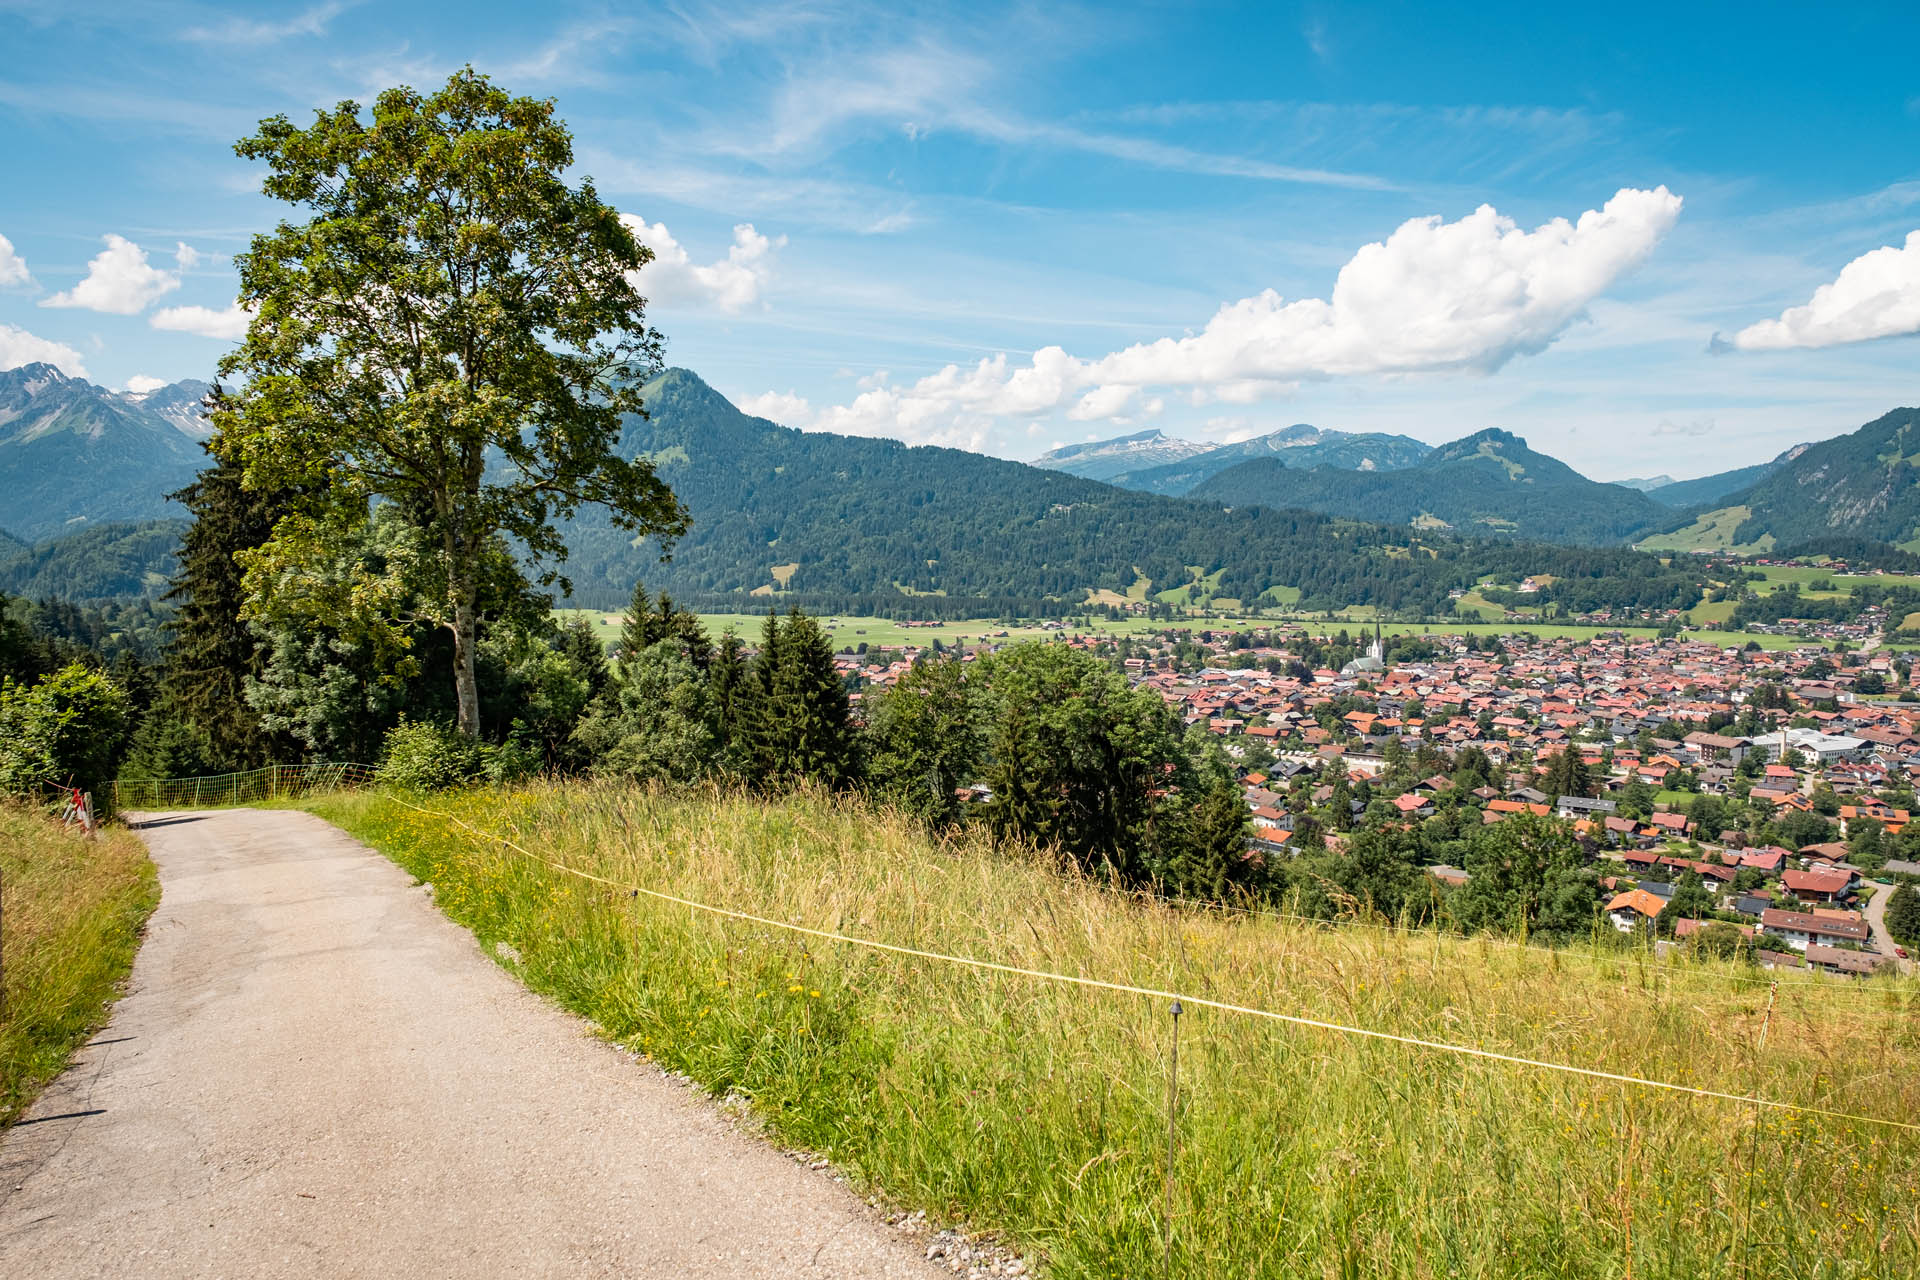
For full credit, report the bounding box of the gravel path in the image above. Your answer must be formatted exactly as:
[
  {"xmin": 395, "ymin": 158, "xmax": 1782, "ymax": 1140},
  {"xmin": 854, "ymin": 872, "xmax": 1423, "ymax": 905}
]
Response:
[{"xmin": 0, "ymin": 808, "xmax": 945, "ymax": 1279}]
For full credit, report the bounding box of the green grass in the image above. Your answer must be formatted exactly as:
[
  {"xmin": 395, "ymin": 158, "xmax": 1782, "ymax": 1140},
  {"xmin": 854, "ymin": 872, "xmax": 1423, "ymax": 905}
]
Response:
[
  {"xmin": 0, "ymin": 804, "xmax": 158, "ymax": 1128},
  {"xmin": 556, "ymin": 609, "xmax": 1812, "ymax": 653},
  {"xmin": 1637, "ymin": 505, "xmax": 1772, "ymax": 554},
  {"xmin": 311, "ymin": 783, "xmax": 1920, "ymax": 1279}
]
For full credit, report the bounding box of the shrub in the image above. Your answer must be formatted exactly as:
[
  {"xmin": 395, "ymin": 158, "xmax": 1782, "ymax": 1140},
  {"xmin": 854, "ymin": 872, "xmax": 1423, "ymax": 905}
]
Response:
[
  {"xmin": 376, "ymin": 719, "xmax": 485, "ymax": 792},
  {"xmin": 0, "ymin": 663, "xmax": 132, "ymax": 808}
]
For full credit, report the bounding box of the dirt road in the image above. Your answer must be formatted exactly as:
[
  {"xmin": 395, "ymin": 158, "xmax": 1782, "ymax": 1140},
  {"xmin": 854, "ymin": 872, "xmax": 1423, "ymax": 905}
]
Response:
[{"xmin": 0, "ymin": 808, "xmax": 943, "ymax": 1279}]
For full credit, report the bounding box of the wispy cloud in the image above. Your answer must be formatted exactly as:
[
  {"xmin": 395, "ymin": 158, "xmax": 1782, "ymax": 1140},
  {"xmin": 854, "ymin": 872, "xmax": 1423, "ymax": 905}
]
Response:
[{"xmin": 182, "ymin": 1, "xmax": 355, "ymax": 46}]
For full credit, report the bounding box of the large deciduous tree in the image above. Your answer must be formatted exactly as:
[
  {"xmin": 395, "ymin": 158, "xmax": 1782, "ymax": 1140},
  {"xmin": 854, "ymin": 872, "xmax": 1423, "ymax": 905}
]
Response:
[{"xmin": 214, "ymin": 69, "xmax": 687, "ymax": 738}]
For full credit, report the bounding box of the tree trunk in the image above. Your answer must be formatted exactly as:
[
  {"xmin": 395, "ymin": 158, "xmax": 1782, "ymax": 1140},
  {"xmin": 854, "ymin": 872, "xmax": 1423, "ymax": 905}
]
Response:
[{"xmin": 452, "ymin": 592, "xmax": 481, "ymax": 739}]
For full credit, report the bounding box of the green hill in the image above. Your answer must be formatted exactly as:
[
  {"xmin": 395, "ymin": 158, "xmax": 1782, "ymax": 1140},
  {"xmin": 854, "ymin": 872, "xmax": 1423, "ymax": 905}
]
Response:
[
  {"xmin": 549, "ymin": 371, "xmax": 1705, "ymax": 615},
  {"xmin": 0, "ymin": 520, "xmax": 185, "ymax": 600},
  {"xmin": 1103, "ymin": 423, "xmax": 1432, "ymax": 495},
  {"xmin": 1643, "ymin": 445, "xmax": 1805, "ymax": 510},
  {"xmin": 1189, "ymin": 428, "xmax": 1671, "ymax": 544},
  {"xmin": 1646, "ymin": 410, "xmax": 1920, "ymax": 551}
]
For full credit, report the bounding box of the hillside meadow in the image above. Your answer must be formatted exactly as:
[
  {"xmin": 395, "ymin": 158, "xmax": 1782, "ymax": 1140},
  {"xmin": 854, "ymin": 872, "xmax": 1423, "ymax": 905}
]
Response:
[
  {"xmin": 0, "ymin": 804, "xmax": 157, "ymax": 1127},
  {"xmin": 309, "ymin": 782, "xmax": 1920, "ymax": 1279}
]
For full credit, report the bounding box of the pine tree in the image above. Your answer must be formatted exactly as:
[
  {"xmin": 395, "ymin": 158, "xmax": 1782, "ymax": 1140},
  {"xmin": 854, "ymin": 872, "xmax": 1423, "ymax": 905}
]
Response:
[
  {"xmin": 761, "ymin": 608, "xmax": 855, "ymax": 788},
  {"xmin": 159, "ymin": 450, "xmax": 296, "ymax": 769},
  {"xmin": 617, "ymin": 580, "xmax": 659, "ymax": 666},
  {"xmin": 709, "ymin": 628, "xmax": 748, "ymax": 758},
  {"xmin": 1886, "ymin": 883, "xmax": 1920, "ymax": 946},
  {"xmin": 1542, "ymin": 748, "xmax": 1591, "ymax": 800},
  {"xmin": 1165, "ymin": 771, "xmax": 1255, "ymax": 901}
]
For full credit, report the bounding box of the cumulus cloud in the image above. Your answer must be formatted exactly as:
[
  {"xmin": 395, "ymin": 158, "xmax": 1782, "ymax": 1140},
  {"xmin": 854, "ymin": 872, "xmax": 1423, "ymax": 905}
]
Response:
[
  {"xmin": 41, "ymin": 234, "xmax": 183, "ymax": 314},
  {"xmin": 762, "ymin": 186, "xmax": 1682, "ymax": 446},
  {"xmin": 737, "ymin": 390, "xmax": 812, "ymax": 424},
  {"xmin": 0, "ymin": 324, "xmax": 87, "ymax": 377},
  {"xmin": 125, "ymin": 374, "xmax": 168, "ymax": 395},
  {"xmin": 0, "ymin": 231, "xmax": 32, "ymax": 289},
  {"xmin": 1726, "ymin": 230, "xmax": 1920, "ymax": 351},
  {"xmin": 619, "ymin": 215, "xmax": 782, "ymax": 313},
  {"xmin": 150, "ymin": 300, "xmax": 253, "ymax": 340}
]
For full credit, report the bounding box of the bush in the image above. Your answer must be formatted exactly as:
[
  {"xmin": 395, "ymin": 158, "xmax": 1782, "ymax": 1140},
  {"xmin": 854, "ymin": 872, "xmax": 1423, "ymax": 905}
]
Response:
[
  {"xmin": 376, "ymin": 719, "xmax": 486, "ymax": 792},
  {"xmin": 0, "ymin": 663, "xmax": 132, "ymax": 808}
]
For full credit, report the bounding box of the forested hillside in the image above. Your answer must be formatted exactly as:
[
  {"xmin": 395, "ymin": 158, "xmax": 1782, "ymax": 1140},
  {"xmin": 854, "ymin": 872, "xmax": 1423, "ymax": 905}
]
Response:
[
  {"xmin": 0, "ymin": 521, "xmax": 184, "ymax": 599},
  {"xmin": 1644, "ymin": 409, "xmax": 1920, "ymax": 551},
  {"xmin": 1644, "ymin": 448, "xmax": 1800, "ymax": 509},
  {"xmin": 548, "ymin": 370, "xmax": 1708, "ymax": 616},
  {"xmin": 1189, "ymin": 428, "xmax": 1671, "ymax": 544}
]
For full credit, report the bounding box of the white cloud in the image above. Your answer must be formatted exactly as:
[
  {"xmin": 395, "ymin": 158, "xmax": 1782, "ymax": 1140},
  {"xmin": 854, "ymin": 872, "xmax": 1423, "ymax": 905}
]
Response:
[
  {"xmin": 766, "ymin": 187, "xmax": 1682, "ymax": 445},
  {"xmin": 0, "ymin": 232, "xmax": 32, "ymax": 289},
  {"xmin": 150, "ymin": 300, "xmax": 253, "ymax": 339},
  {"xmin": 1726, "ymin": 231, "xmax": 1920, "ymax": 351},
  {"xmin": 736, "ymin": 390, "xmax": 811, "ymax": 424},
  {"xmin": 183, "ymin": 1, "xmax": 351, "ymax": 44},
  {"xmin": 41, "ymin": 234, "xmax": 181, "ymax": 314},
  {"xmin": 125, "ymin": 374, "xmax": 168, "ymax": 396},
  {"xmin": 620, "ymin": 216, "xmax": 783, "ymax": 313},
  {"xmin": 0, "ymin": 324, "xmax": 87, "ymax": 377},
  {"xmin": 174, "ymin": 243, "xmax": 204, "ymax": 271}
]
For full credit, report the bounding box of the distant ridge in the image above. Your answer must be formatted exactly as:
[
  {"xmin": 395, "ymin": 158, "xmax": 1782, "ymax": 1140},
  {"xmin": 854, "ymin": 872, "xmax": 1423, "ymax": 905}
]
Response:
[
  {"xmin": 1190, "ymin": 427, "xmax": 1671, "ymax": 544},
  {"xmin": 1030, "ymin": 428, "xmax": 1211, "ymax": 481},
  {"xmin": 1104, "ymin": 423, "xmax": 1433, "ymax": 495},
  {"xmin": 0, "ymin": 363, "xmax": 211, "ymax": 541}
]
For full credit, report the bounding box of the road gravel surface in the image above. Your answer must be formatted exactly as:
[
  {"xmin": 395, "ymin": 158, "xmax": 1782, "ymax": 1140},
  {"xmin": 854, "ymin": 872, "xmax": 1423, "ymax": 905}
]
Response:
[{"xmin": 0, "ymin": 808, "xmax": 944, "ymax": 1279}]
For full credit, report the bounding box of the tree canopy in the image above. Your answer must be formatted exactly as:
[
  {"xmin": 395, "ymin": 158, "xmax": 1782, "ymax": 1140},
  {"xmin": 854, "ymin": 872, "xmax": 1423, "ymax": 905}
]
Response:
[{"xmin": 214, "ymin": 68, "xmax": 687, "ymax": 737}]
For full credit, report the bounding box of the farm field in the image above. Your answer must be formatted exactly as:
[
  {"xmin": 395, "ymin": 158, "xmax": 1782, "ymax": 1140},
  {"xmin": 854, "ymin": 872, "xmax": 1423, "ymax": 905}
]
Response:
[{"xmin": 556, "ymin": 609, "xmax": 1812, "ymax": 653}]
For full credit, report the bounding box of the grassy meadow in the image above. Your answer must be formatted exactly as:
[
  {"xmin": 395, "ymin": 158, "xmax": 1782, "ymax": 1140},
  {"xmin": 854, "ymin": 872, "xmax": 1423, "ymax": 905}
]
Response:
[
  {"xmin": 0, "ymin": 803, "xmax": 158, "ymax": 1128},
  {"xmin": 555, "ymin": 607, "xmax": 1809, "ymax": 654},
  {"xmin": 310, "ymin": 782, "xmax": 1920, "ymax": 1279}
]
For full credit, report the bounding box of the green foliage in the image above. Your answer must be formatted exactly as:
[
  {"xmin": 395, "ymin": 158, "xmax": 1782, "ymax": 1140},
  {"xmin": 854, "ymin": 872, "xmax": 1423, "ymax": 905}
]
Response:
[
  {"xmin": 1687, "ymin": 921, "xmax": 1754, "ymax": 962},
  {"xmin": 0, "ymin": 520, "xmax": 185, "ymax": 600},
  {"xmin": 573, "ymin": 640, "xmax": 719, "ymax": 784},
  {"xmin": 1885, "ymin": 884, "xmax": 1920, "ymax": 947},
  {"xmin": 159, "ymin": 450, "xmax": 294, "ymax": 770},
  {"xmin": 0, "ymin": 663, "xmax": 133, "ymax": 804},
  {"xmin": 1449, "ymin": 813, "xmax": 1598, "ymax": 939},
  {"xmin": 863, "ymin": 656, "xmax": 988, "ymax": 828},
  {"xmin": 1541, "ymin": 747, "xmax": 1592, "ymax": 801},
  {"xmin": 1159, "ymin": 767, "xmax": 1262, "ymax": 902},
  {"xmin": 747, "ymin": 610, "xmax": 856, "ymax": 790},
  {"xmin": 981, "ymin": 641, "xmax": 1183, "ymax": 876},
  {"xmin": 216, "ymin": 68, "xmax": 686, "ymax": 737},
  {"xmin": 375, "ymin": 719, "xmax": 487, "ymax": 791}
]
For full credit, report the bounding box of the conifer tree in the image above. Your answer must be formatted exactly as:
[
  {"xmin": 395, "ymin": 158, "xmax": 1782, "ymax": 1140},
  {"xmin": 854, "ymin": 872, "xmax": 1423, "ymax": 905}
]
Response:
[
  {"xmin": 157, "ymin": 450, "xmax": 296, "ymax": 769},
  {"xmin": 1164, "ymin": 770, "xmax": 1255, "ymax": 901},
  {"xmin": 753, "ymin": 608, "xmax": 855, "ymax": 788},
  {"xmin": 708, "ymin": 628, "xmax": 749, "ymax": 767},
  {"xmin": 617, "ymin": 580, "xmax": 658, "ymax": 665}
]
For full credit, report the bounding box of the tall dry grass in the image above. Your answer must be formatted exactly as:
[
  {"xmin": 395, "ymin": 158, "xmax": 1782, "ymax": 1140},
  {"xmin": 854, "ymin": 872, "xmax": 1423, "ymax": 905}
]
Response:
[
  {"xmin": 0, "ymin": 803, "xmax": 157, "ymax": 1127},
  {"xmin": 312, "ymin": 781, "xmax": 1920, "ymax": 1279}
]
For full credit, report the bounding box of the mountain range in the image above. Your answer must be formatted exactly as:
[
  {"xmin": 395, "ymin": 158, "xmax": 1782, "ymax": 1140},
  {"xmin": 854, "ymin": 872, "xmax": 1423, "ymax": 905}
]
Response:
[
  {"xmin": 1187, "ymin": 428, "xmax": 1673, "ymax": 544},
  {"xmin": 0, "ymin": 359, "xmax": 1907, "ymax": 609},
  {"xmin": 0, "ymin": 364, "xmax": 211, "ymax": 542}
]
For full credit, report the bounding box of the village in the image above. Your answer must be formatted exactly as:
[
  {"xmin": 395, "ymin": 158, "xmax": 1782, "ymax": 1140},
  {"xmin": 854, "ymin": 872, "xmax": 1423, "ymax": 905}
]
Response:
[{"xmin": 838, "ymin": 619, "xmax": 1920, "ymax": 977}]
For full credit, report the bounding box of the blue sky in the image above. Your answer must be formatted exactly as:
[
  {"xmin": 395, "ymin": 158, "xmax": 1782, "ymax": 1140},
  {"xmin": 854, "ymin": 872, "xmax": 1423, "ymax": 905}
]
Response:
[{"xmin": 3, "ymin": 1, "xmax": 1919, "ymax": 480}]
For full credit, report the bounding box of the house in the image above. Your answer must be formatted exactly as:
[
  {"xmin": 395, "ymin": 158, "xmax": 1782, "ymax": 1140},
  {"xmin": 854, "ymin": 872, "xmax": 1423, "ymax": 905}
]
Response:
[
  {"xmin": 1555, "ymin": 795, "xmax": 1618, "ymax": 819},
  {"xmin": 1758, "ymin": 908, "xmax": 1871, "ymax": 950},
  {"xmin": 1782, "ymin": 867, "xmax": 1857, "ymax": 903},
  {"xmin": 1606, "ymin": 889, "xmax": 1667, "ymax": 931},
  {"xmin": 1803, "ymin": 945, "xmax": 1891, "ymax": 977},
  {"xmin": 1682, "ymin": 731, "xmax": 1748, "ymax": 765}
]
